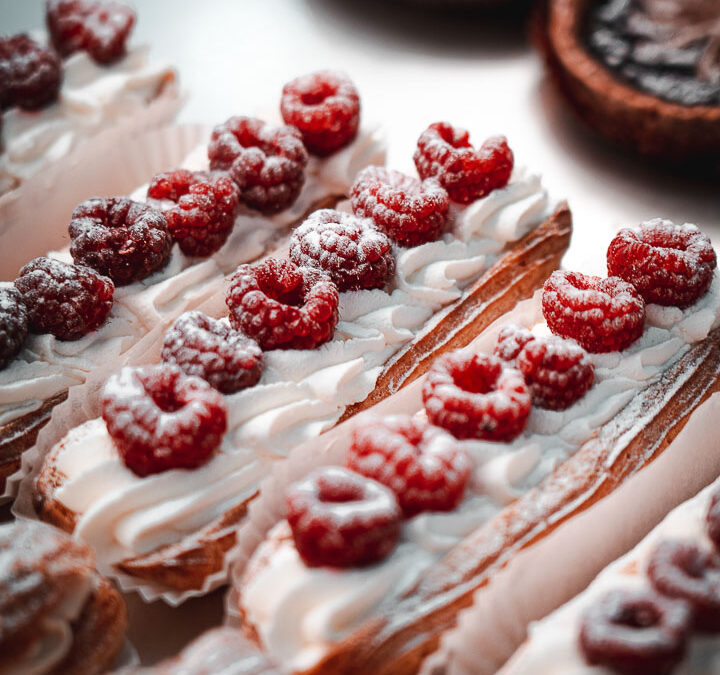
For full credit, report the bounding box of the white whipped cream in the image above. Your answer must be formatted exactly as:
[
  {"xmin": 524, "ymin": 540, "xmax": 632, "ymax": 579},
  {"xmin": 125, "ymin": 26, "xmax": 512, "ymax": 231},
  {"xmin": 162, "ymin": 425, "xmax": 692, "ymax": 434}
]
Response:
[
  {"xmin": 46, "ymin": 169, "xmax": 552, "ymax": 582},
  {"xmin": 241, "ymin": 271, "xmax": 720, "ymax": 671},
  {"xmin": 0, "ymin": 41, "xmax": 176, "ymax": 196},
  {"xmin": 0, "ymin": 127, "xmax": 386, "ymax": 427},
  {"xmin": 502, "ymin": 479, "xmax": 720, "ymax": 674}
]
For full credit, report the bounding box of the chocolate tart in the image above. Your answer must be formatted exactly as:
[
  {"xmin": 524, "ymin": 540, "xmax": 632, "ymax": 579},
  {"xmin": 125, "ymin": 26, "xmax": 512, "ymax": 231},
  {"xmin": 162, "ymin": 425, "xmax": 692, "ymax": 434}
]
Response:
[{"xmin": 535, "ymin": 0, "xmax": 720, "ymax": 161}]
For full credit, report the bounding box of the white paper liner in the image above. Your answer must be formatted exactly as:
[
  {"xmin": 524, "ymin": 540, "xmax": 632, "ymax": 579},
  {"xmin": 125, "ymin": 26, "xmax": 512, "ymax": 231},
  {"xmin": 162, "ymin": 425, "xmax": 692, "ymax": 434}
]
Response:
[
  {"xmin": 0, "ymin": 124, "xmax": 209, "ymax": 504},
  {"xmin": 0, "ymin": 82, "xmax": 184, "ymax": 280},
  {"xmin": 224, "ymin": 291, "xmax": 720, "ymax": 672},
  {"xmin": 115, "ymin": 641, "xmax": 141, "ymax": 671}
]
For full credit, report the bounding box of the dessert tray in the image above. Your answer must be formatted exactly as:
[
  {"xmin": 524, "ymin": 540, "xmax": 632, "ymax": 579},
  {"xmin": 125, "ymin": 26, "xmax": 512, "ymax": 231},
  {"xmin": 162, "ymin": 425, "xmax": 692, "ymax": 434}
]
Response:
[{"xmin": 1, "ymin": 1, "xmax": 719, "ymax": 673}]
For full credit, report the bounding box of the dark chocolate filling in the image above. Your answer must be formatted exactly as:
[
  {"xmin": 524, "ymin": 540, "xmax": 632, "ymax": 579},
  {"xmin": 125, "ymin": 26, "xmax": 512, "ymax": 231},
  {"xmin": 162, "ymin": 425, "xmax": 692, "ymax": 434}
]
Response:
[{"xmin": 585, "ymin": 0, "xmax": 720, "ymax": 106}]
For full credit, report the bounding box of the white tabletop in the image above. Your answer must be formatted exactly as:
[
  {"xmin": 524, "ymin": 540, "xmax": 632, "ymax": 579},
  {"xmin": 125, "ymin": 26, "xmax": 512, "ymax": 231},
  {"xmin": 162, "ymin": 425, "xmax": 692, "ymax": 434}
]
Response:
[{"xmin": 1, "ymin": 0, "xmax": 718, "ymax": 665}]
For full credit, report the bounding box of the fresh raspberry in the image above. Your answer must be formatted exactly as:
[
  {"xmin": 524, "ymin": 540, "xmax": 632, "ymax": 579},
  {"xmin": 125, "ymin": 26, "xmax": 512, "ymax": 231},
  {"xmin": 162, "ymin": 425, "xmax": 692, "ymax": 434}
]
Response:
[
  {"xmin": 707, "ymin": 487, "xmax": 720, "ymax": 550},
  {"xmin": 348, "ymin": 415, "xmax": 471, "ymax": 517},
  {"xmin": 0, "ymin": 34, "xmax": 62, "ymax": 110},
  {"xmin": 286, "ymin": 466, "xmax": 401, "ymax": 568},
  {"xmin": 493, "ymin": 324, "xmax": 536, "ymax": 362},
  {"xmin": 516, "ymin": 336, "xmax": 594, "ymax": 410},
  {"xmin": 648, "ymin": 540, "xmax": 720, "ymax": 632},
  {"xmin": 289, "ymin": 209, "xmax": 394, "ymax": 291},
  {"xmin": 14, "ymin": 257, "xmax": 113, "ymax": 341},
  {"xmin": 46, "ymin": 0, "xmax": 135, "ymax": 65},
  {"xmin": 413, "ymin": 122, "xmax": 514, "ymax": 205},
  {"xmin": 607, "ymin": 219, "xmax": 717, "ymax": 308},
  {"xmin": 69, "ymin": 197, "xmax": 173, "ymax": 285},
  {"xmin": 542, "ymin": 271, "xmax": 646, "ymax": 353},
  {"xmin": 350, "ymin": 167, "xmax": 449, "ymax": 247},
  {"xmin": 208, "ymin": 116, "xmax": 308, "ymax": 215},
  {"xmin": 280, "ymin": 70, "xmax": 360, "ymax": 156},
  {"xmin": 161, "ymin": 311, "xmax": 263, "ymax": 395},
  {"xmin": 147, "ymin": 169, "xmax": 239, "ymax": 258},
  {"xmin": 101, "ymin": 364, "xmax": 227, "ymax": 477},
  {"xmin": 0, "ymin": 286, "xmax": 28, "ymax": 369},
  {"xmin": 580, "ymin": 588, "xmax": 691, "ymax": 675},
  {"xmin": 422, "ymin": 351, "xmax": 531, "ymax": 441},
  {"xmin": 226, "ymin": 258, "xmax": 339, "ymax": 351}
]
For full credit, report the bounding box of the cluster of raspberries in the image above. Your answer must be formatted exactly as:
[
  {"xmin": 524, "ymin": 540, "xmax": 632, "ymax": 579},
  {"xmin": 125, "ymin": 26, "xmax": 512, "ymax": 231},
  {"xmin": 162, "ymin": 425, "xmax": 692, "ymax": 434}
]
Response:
[{"xmin": 1, "ymin": 1, "xmax": 137, "ymax": 111}]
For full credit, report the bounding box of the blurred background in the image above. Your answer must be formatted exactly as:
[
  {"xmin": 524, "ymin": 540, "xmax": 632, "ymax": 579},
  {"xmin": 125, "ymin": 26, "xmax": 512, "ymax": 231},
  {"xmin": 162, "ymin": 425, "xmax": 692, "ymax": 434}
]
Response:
[{"xmin": 1, "ymin": 0, "xmax": 718, "ymax": 663}]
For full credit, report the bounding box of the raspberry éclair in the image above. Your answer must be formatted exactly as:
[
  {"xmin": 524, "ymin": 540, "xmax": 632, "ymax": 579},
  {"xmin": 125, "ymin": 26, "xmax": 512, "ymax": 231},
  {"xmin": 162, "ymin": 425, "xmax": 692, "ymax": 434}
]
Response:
[
  {"xmin": 350, "ymin": 166, "xmax": 449, "ymax": 247},
  {"xmin": 542, "ymin": 270, "xmax": 646, "ymax": 353},
  {"xmin": 208, "ymin": 116, "xmax": 308, "ymax": 215},
  {"xmin": 607, "ymin": 219, "xmax": 717, "ymax": 308},
  {"xmin": 162, "ymin": 311, "xmax": 263, "ymax": 394},
  {"xmin": 0, "ymin": 286, "xmax": 28, "ymax": 370},
  {"xmin": 413, "ymin": 122, "xmax": 514, "ymax": 204},
  {"xmin": 516, "ymin": 336, "xmax": 595, "ymax": 410},
  {"xmin": 348, "ymin": 415, "xmax": 471, "ymax": 516},
  {"xmin": 226, "ymin": 257, "xmax": 339, "ymax": 351},
  {"xmin": 69, "ymin": 197, "xmax": 173, "ymax": 285},
  {"xmin": 46, "ymin": 0, "xmax": 135, "ymax": 65},
  {"xmin": 286, "ymin": 466, "xmax": 402, "ymax": 568},
  {"xmin": 579, "ymin": 588, "xmax": 691, "ymax": 675},
  {"xmin": 648, "ymin": 540, "xmax": 720, "ymax": 632},
  {"xmin": 101, "ymin": 364, "xmax": 227, "ymax": 477},
  {"xmin": 0, "ymin": 34, "xmax": 62, "ymax": 110},
  {"xmin": 147, "ymin": 169, "xmax": 240, "ymax": 258},
  {"xmin": 422, "ymin": 351, "xmax": 531, "ymax": 441},
  {"xmin": 14, "ymin": 257, "xmax": 114, "ymax": 341},
  {"xmin": 289, "ymin": 209, "xmax": 394, "ymax": 291},
  {"xmin": 280, "ymin": 70, "xmax": 360, "ymax": 156}
]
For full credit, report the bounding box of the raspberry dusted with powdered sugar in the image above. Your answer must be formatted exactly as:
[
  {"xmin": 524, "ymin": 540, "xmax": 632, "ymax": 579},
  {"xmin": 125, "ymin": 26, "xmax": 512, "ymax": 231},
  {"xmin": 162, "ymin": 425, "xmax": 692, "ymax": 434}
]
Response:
[
  {"xmin": 286, "ymin": 466, "xmax": 402, "ymax": 568},
  {"xmin": 348, "ymin": 415, "xmax": 471, "ymax": 516},
  {"xmin": 46, "ymin": 0, "xmax": 135, "ymax": 65},
  {"xmin": 516, "ymin": 336, "xmax": 594, "ymax": 410},
  {"xmin": 648, "ymin": 540, "xmax": 720, "ymax": 632},
  {"xmin": 289, "ymin": 209, "xmax": 394, "ymax": 291},
  {"xmin": 226, "ymin": 257, "xmax": 339, "ymax": 350},
  {"xmin": 350, "ymin": 166, "xmax": 449, "ymax": 247},
  {"xmin": 14, "ymin": 257, "xmax": 113, "ymax": 341},
  {"xmin": 147, "ymin": 169, "xmax": 239, "ymax": 258},
  {"xmin": 69, "ymin": 197, "xmax": 172, "ymax": 285},
  {"xmin": 102, "ymin": 364, "xmax": 227, "ymax": 477},
  {"xmin": 607, "ymin": 219, "xmax": 717, "ymax": 308},
  {"xmin": 208, "ymin": 116, "xmax": 308, "ymax": 215},
  {"xmin": 0, "ymin": 286, "xmax": 28, "ymax": 369},
  {"xmin": 422, "ymin": 351, "xmax": 531, "ymax": 441},
  {"xmin": 580, "ymin": 588, "xmax": 691, "ymax": 675},
  {"xmin": 280, "ymin": 70, "xmax": 360, "ymax": 156},
  {"xmin": 542, "ymin": 271, "xmax": 646, "ymax": 353},
  {"xmin": 0, "ymin": 35, "xmax": 62, "ymax": 110},
  {"xmin": 413, "ymin": 122, "xmax": 514, "ymax": 205},
  {"xmin": 162, "ymin": 311, "xmax": 262, "ymax": 394},
  {"xmin": 493, "ymin": 324, "xmax": 536, "ymax": 362}
]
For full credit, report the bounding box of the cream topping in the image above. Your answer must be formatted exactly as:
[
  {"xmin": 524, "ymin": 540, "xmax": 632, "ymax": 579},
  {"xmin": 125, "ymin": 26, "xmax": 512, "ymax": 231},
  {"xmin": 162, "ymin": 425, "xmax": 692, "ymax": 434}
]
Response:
[
  {"xmin": 241, "ymin": 269, "xmax": 720, "ymax": 670},
  {"xmin": 0, "ymin": 126, "xmax": 386, "ymax": 427},
  {"xmin": 0, "ymin": 41, "xmax": 176, "ymax": 195},
  {"xmin": 502, "ymin": 479, "xmax": 720, "ymax": 674},
  {"xmin": 47, "ymin": 170, "xmax": 552, "ymax": 579}
]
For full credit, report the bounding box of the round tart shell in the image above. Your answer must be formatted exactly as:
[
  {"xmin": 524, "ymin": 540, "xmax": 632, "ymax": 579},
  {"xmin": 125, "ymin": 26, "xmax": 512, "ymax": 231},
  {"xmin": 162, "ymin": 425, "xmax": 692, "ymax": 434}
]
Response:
[{"xmin": 535, "ymin": 0, "xmax": 720, "ymax": 161}]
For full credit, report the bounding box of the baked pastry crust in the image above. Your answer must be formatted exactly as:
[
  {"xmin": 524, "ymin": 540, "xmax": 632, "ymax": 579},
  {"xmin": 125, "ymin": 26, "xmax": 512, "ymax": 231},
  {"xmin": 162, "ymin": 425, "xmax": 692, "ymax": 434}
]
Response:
[{"xmin": 535, "ymin": 0, "xmax": 720, "ymax": 160}]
